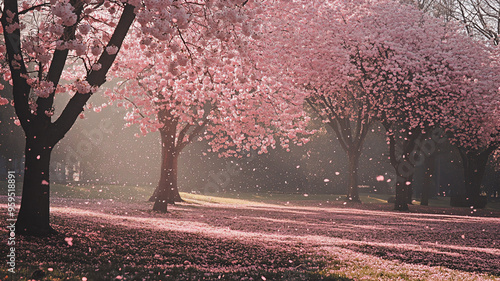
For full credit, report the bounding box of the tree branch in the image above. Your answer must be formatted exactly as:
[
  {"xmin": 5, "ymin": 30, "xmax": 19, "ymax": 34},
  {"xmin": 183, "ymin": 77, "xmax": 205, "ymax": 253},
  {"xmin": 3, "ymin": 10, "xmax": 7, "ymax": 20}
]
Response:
[
  {"xmin": 52, "ymin": 4, "xmax": 136, "ymax": 144},
  {"xmin": 1, "ymin": 0, "xmax": 31, "ymax": 132},
  {"xmin": 37, "ymin": 0, "xmax": 83, "ymax": 117},
  {"xmin": 18, "ymin": 3, "xmax": 49, "ymax": 15}
]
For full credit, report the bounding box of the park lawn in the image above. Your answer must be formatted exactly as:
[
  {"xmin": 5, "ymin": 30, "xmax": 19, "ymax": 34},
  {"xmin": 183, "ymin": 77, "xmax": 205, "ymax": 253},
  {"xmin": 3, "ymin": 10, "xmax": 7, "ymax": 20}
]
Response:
[
  {"xmin": 0, "ymin": 181, "xmax": 152, "ymax": 202},
  {"xmin": 0, "ymin": 180, "xmax": 500, "ymax": 281},
  {"xmin": 1, "ymin": 192, "xmax": 499, "ymax": 281},
  {"xmin": 0, "ymin": 211, "xmax": 348, "ymax": 281},
  {"xmin": 181, "ymin": 191, "xmax": 500, "ymax": 212},
  {"xmin": 1, "ymin": 181, "xmax": 499, "ymax": 211}
]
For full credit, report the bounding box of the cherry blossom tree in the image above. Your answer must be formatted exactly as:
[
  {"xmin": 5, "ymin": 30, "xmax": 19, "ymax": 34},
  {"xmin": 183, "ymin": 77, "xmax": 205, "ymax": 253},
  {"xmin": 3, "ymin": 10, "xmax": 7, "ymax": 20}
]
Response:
[
  {"xmin": 245, "ymin": 1, "xmax": 370, "ymax": 202},
  {"xmin": 260, "ymin": 0, "xmax": 495, "ymax": 210},
  {"xmin": 334, "ymin": 1, "xmax": 447, "ymax": 209},
  {"xmin": 0, "ymin": 0, "xmax": 258, "ymax": 235},
  {"xmin": 407, "ymin": 0, "xmax": 500, "ymax": 207},
  {"xmin": 108, "ymin": 22, "xmax": 310, "ymax": 212},
  {"xmin": 296, "ymin": 9, "xmax": 375, "ymax": 203},
  {"xmin": 353, "ymin": 1, "xmax": 494, "ymax": 211},
  {"xmin": 1, "ymin": 0, "xmax": 136, "ymax": 236},
  {"xmin": 306, "ymin": 89, "xmax": 374, "ymax": 203},
  {"xmin": 445, "ymin": 56, "xmax": 500, "ymax": 208},
  {"xmin": 253, "ymin": 0, "xmax": 499, "ymax": 211}
]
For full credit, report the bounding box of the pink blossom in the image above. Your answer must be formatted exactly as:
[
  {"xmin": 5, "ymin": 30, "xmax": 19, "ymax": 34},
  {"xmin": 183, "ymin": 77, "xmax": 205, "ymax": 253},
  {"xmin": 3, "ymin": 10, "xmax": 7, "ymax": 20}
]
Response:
[
  {"xmin": 92, "ymin": 63, "xmax": 102, "ymax": 71},
  {"xmin": 64, "ymin": 237, "xmax": 73, "ymax": 246},
  {"xmin": 33, "ymin": 81, "xmax": 55, "ymax": 98},
  {"xmin": 5, "ymin": 23, "xmax": 20, "ymax": 33},
  {"xmin": 48, "ymin": 24, "xmax": 64, "ymax": 36},
  {"xmin": 75, "ymin": 80, "xmax": 91, "ymax": 94},
  {"xmin": 0, "ymin": 97, "xmax": 9, "ymax": 105},
  {"xmin": 91, "ymin": 45, "xmax": 103, "ymax": 56},
  {"xmin": 106, "ymin": 45, "xmax": 119, "ymax": 55},
  {"xmin": 51, "ymin": 2, "xmax": 77, "ymax": 26},
  {"xmin": 79, "ymin": 24, "xmax": 91, "ymax": 35}
]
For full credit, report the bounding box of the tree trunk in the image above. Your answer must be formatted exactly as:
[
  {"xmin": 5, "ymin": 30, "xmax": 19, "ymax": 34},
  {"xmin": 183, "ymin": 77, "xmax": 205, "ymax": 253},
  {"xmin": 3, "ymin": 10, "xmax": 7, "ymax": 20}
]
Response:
[
  {"xmin": 394, "ymin": 173, "xmax": 410, "ymax": 211},
  {"xmin": 16, "ymin": 136, "xmax": 56, "ymax": 236},
  {"xmin": 388, "ymin": 143, "xmax": 415, "ymax": 211},
  {"xmin": 151, "ymin": 125, "xmax": 182, "ymax": 212},
  {"xmin": 346, "ymin": 150, "xmax": 361, "ymax": 202},
  {"xmin": 152, "ymin": 151, "xmax": 176, "ymax": 211},
  {"xmin": 460, "ymin": 148, "xmax": 492, "ymax": 208},
  {"xmin": 170, "ymin": 155, "xmax": 183, "ymax": 202},
  {"xmin": 421, "ymin": 170, "xmax": 431, "ymax": 206},
  {"xmin": 385, "ymin": 128, "xmax": 410, "ymax": 211},
  {"xmin": 150, "ymin": 152, "xmax": 182, "ymax": 205},
  {"xmin": 406, "ymin": 173, "xmax": 414, "ymax": 205},
  {"xmin": 420, "ymin": 154, "xmax": 436, "ymax": 206}
]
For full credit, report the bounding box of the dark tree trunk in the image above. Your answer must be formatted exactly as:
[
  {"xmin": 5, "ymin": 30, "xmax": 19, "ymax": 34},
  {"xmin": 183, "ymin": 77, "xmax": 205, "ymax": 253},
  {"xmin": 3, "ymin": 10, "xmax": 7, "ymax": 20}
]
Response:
[
  {"xmin": 152, "ymin": 145, "xmax": 176, "ymax": 211},
  {"xmin": 170, "ymin": 155, "xmax": 182, "ymax": 202},
  {"xmin": 403, "ymin": 132, "xmax": 424, "ymax": 206},
  {"xmin": 463, "ymin": 155, "xmax": 486, "ymax": 207},
  {"xmin": 393, "ymin": 156, "xmax": 415, "ymax": 210},
  {"xmin": 149, "ymin": 152, "xmax": 181, "ymax": 207},
  {"xmin": 420, "ymin": 154, "xmax": 436, "ymax": 206},
  {"xmin": 151, "ymin": 120, "xmax": 182, "ymax": 212},
  {"xmin": 394, "ymin": 174, "xmax": 410, "ymax": 211},
  {"xmin": 406, "ymin": 173, "xmax": 414, "ymax": 205},
  {"xmin": 386, "ymin": 128, "xmax": 409, "ymax": 211},
  {"xmin": 459, "ymin": 147, "xmax": 494, "ymax": 208},
  {"xmin": 12, "ymin": 104, "xmax": 69, "ymax": 236},
  {"xmin": 346, "ymin": 150, "xmax": 361, "ymax": 202},
  {"xmin": 148, "ymin": 162, "xmax": 182, "ymax": 203},
  {"xmin": 16, "ymin": 132, "xmax": 57, "ymax": 235},
  {"xmin": 388, "ymin": 127, "xmax": 422, "ymax": 211},
  {"xmin": 385, "ymin": 127, "xmax": 416, "ymax": 212},
  {"xmin": 421, "ymin": 170, "xmax": 431, "ymax": 206},
  {"xmin": 148, "ymin": 105, "xmax": 210, "ymax": 209}
]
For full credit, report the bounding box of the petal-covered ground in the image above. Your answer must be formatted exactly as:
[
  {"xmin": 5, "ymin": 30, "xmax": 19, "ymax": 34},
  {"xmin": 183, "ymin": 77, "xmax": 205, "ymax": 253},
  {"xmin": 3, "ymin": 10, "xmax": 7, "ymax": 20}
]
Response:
[{"xmin": 1, "ymin": 194, "xmax": 499, "ymax": 280}]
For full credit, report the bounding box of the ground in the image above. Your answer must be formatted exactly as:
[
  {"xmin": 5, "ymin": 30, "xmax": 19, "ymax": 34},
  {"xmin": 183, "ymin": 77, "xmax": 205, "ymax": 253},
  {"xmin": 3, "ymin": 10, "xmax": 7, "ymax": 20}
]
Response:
[{"xmin": 1, "ymin": 185, "xmax": 499, "ymax": 280}]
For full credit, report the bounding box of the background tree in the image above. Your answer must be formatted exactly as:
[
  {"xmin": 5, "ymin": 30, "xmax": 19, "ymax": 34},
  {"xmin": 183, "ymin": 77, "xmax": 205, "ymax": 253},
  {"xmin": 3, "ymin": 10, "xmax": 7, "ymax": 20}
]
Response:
[
  {"xmin": 407, "ymin": 0, "xmax": 500, "ymax": 207},
  {"xmin": 324, "ymin": 0, "xmax": 492, "ymax": 210},
  {"xmin": 369, "ymin": 2, "xmax": 492, "ymax": 210},
  {"xmin": 406, "ymin": 0, "xmax": 500, "ymax": 44},
  {"xmin": 250, "ymin": 0, "xmax": 492, "ymax": 209},
  {"xmin": 445, "ymin": 58, "xmax": 500, "ymax": 208},
  {"xmin": 250, "ymin": 1, "xmax": 375, "ymax": 202},
  {"xmin": 246, "ymin": 0, "xmax": 499, "ymax": 211}
]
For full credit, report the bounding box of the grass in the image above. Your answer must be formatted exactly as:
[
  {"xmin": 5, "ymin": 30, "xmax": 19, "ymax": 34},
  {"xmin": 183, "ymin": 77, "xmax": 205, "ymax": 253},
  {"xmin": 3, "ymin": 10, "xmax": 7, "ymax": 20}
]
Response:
[
  {"xmin": 183, "ymin": 191, "xmax": 500, "ymax": 211},
  {"xmin": 0, "ymin": 181, "xmax": 153, "ymax": 201},
  {"xmin": 49, "ymin": 183, "xmax": 153, "ymax": 201},
  {"xmin": 2, "ymin": 180, "xmax": 499, "ymax": 211},
  {"xmin": 182, "ymin": 192, "xmax": 393, "ymax": 206}
]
